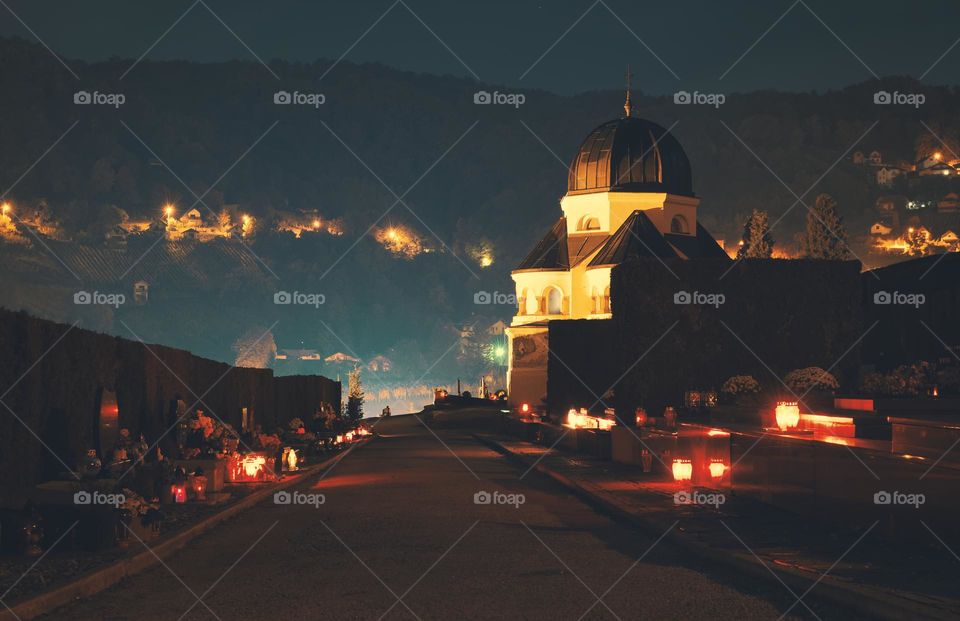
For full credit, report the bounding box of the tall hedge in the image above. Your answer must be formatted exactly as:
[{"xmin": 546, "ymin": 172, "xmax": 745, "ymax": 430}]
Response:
[{"xmin": 610, "ymin": 259, "xmax": 863, "ymax": 414}]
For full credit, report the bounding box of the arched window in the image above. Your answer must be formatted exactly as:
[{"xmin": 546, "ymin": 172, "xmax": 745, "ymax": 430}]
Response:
[
  {"xmin": 524, "ymin": 289, "xmax": 539, "ymax": 315},
  {"xmin": 670, "ymin": 215, "xmax": 689, "ymax": 234},
  {"xmin": 591, "ymin": 286, "xmax": 599, "ymax": 314},
  {"xmin": 577, "ymin": 215, "xmax": 600, "ymax": 231},
  {"xmin": 546, "ymin": 287, "xmax": 563, "ymax": 315}
]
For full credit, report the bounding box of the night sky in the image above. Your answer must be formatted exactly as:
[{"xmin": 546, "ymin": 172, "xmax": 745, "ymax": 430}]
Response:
[{"xmin": 1, "ymin": 0, "xmax": 960, "ymax": 94}]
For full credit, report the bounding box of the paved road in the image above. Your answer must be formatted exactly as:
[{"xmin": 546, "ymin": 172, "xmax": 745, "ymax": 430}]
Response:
[{"xmin": 42, "ymin": 414, "xmax": 837, "ymax": 620}]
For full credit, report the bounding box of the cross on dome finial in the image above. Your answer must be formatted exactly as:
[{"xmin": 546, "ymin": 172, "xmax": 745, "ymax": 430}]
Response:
[{"xmin": 624, "ymin": 65, "xmax": 632, "ymax": 117}]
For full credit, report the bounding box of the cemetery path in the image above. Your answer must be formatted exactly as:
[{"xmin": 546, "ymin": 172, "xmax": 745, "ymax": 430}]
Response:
[{"xmin": 40, "ymin": 414, "xmax": 838, "ymax": 620}]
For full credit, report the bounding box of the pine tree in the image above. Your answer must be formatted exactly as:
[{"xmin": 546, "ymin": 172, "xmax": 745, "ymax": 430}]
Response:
[
  {"xmin": 737, "ymin": 209, "xmax": 775, "ymax": 259},
  {"xmin": 800, "ymin": 193, "xmax": 852, "ymax": 259},
  {"xmin": 346, "ymin": 367, "xmax": 365, "ymax": 421}
]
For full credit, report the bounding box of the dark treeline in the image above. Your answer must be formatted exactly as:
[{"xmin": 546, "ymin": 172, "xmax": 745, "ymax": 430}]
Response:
[{"xmin": 0, "ymin": 36, "xmax": 956, "ymax": 380}]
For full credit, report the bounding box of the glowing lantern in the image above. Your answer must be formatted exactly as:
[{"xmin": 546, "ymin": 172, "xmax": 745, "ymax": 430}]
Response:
[
  {"xmin": 335, "ymin": 435, "xmax": 344, "ymax": 444},
  {"xmin": 775, "ymin": 401, "xmax": 800, "ymax": 431},
  {"xmin": 520, "ymin": 403, "xmax": 530, "ymax": 415},
  {"xmin": 672, "ymin": 459, "xmax": 693, "ymax": 482},
  {"xmin": 243, "ymin": 458, "xmax": 261, "ymax": 477},
  {"xmin": 565, "ymin": 408, "xmax": 616, "ymax": 430},
  {"xmin": 171, "ymin": 484, "xmax": 187, "ymax": 503},
  {"xmin": 663, "ymin": 406, "xmax": 677, "ymax": 428},
  {"xmin": 231, "ymin": 453, "xmax": 269, "ymax": 481},
  {"xmin": 635, "ymin": 408, "xmax": 647, "ymax": 427},
  {"xmin": 283, "ymin": 447, "xmax": 298, "ymax": 471},
  {"xmin": 190, "ymin": 475, "xmax": 207, "ymax": 500},
  {"xmin": 709, "ymin": 460, "xmax": 727, "ymax": 480}
]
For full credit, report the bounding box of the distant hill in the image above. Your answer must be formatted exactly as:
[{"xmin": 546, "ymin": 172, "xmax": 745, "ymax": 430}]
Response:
[{"xmin": 1, "ymin": 36, "xmax": 958, "ymax": 381}]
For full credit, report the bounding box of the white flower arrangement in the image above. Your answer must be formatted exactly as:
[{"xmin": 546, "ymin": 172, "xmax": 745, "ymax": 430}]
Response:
[
  {"xmin": 721, "ymin": 375, "xmax": 761, "ymax": 396},
  {"xmin": 120, "ymin": 488, "xmax": 159, "ymax": 518},
  {"xmin": 784, "ymin": 367, "xmax": 839, "ymax": 393}
]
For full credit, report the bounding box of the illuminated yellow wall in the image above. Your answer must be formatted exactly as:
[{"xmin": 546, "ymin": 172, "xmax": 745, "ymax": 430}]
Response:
[
  {"xmin": 560, "ymin": 191, "xmax": 700, "ymax": 237},
  {"xmin": 507, "ymin": 190, "xmax": 699, "ymax": 405}
]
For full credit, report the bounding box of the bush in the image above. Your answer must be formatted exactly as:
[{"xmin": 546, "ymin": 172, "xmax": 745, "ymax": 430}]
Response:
[
  {"xmin": 784, "ymin": 367, "xmax": 839, "ymax": 394},
  {"xmin": 937, "ymin": 366, "xmax": 960, "ymax": 394},
  {"xmin": 860, "ymin": 361, "xmax": 936, "ymax": 396},
  {"xmin": 721, "ymin": 375, "xmax": 761, "ymax": 397}
]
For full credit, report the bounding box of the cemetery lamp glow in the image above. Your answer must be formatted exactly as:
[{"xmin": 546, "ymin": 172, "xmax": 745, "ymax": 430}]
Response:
[
  {"xmin": 775, "ymin": 401, "xmax": 801, "ymax": 431},
  {"xmin": 709, "ymin": 460, "xmax": 727, "ymax": 479},
  {"xmin": 672, "ymin": 459, "xmax": 693, "ymax": 482}
]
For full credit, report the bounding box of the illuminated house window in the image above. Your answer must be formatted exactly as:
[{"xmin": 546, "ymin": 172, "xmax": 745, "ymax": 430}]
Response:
[{"xmin": 603, "ymin": 286, "xmax": 611, "ymax": 313}]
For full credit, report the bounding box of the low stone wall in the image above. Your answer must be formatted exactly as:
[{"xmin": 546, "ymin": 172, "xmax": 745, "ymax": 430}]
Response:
[
  {"xmin": 731, "ymin": 431, "xmax": 958, "ymax": 542},
  {"xmin": 0, "ymin": 309, "xmax": 339, "ymax": 505}
]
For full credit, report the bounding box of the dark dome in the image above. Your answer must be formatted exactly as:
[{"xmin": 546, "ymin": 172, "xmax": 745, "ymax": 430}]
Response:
[{"xmin": 567, "ymin": 117, "xmax": 693, "ymax": 196}]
